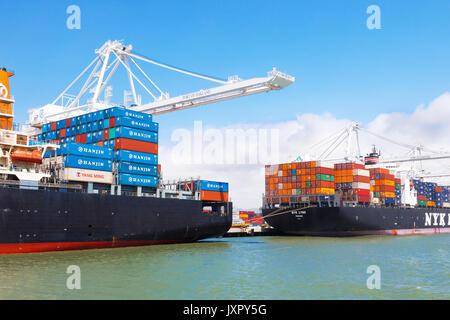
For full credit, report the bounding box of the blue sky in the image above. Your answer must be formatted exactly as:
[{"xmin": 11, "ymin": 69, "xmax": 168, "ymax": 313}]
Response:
[{"xmin": 2, "ymin": 0, "xmax": 450, "ymax": 143}]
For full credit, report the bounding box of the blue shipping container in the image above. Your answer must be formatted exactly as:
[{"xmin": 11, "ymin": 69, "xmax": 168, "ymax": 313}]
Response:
[
  {"xmin": 114, "ymin": 116, "xmax": 158, "ymax": 133},
  {"xmin": 115, "ymin": 126, "xmax": 158, "ymax": 143},
  {"xmin": 118, "ymin": 173, "xmax": 158, "ymax": 187},
  {"xmin": 61, "ymin": 143, "xmax": 113, "ymax": 159},
  {"xmin": 108, "ymin": 107, "xmax": 153, "ymax": 122},
  {"xmin": 63, "ymin": 155, "xmax": 112, "ymax": 171},
  {"xmin": 196, "ymin": 180, "xmax": 229, "ymax": 192},
  {"xmin": 117, "ymin": 162, "xmax": 158, "ymax": 176},
  {"xmin": 114, "ymin": 150, "xmax": 157, "ymax": 165}
]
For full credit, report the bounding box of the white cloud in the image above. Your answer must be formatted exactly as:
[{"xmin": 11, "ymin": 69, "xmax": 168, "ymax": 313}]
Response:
[{"xmin": 158, "ymin": 92, "xmax": 450, "ymax": 210}]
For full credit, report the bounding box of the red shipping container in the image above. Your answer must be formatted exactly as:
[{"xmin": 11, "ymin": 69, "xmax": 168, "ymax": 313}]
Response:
[
  {"xmin": 201, "ymin": 190, "xmax": 229, "ymax": 202},
  {"xmin": 103, "ymin": 129, "xmax": 109, "ymax": 140},
  {"xmin": 356, "ymin": 176, "xmax": 370, "ymax": 183},
  {"xmin": 51, "ymin": 122, "xmax": 56, "ymax": 131},
  {"xmin": 115, "ymin": 138, "xmax": 158, "ymax": 154},
  {"xmin": 97, "ymin": 141, "xmax": 104, "ymax": 147},
  {"xmin": 80, "ymin": 133, "xmax": 87, "ymax": 144},
  {"xmin": 75, "ymin": 134, "xmax": 82, "ymax": 143},
  {"xmin": 66, "ymin": 118, "xmax": 71, "ymax": 128},
  {"xmin": 60, "ymin": 128, "xmax": 66, "ymax": 138},
  {"xmin": 354, "ymin": 189, "xmax": 370, "ymax": 196},
  {"xmin": 358, "ymin": 195, "xmax": 371, "ymax": 203},
  {"xmin": 110, "ymin": 117, "xmax": 116, "ymax": 127}
]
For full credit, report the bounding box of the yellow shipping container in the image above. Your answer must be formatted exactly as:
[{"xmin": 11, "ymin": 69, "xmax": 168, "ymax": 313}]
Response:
[{"xmin": 384, "ymin": 180, "xmax": 395, "ymax": 187}]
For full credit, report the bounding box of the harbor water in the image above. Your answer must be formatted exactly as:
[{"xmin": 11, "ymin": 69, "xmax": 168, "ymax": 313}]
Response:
[{"xmin": 0, "ymin": 235, "xmax": 448, "ymax": 299}]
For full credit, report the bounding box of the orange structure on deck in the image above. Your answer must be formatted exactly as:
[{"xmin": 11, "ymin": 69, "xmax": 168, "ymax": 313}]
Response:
[{"xmin": 0, "ymin": 68, "xmax": 14, "ymax": 130}]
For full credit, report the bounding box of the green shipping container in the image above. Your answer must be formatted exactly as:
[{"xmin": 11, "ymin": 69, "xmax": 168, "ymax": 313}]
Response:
[
  {"xmin": 109, "ymin": 128, "xmax": 116, "ymax": 139},
  {"xmin": 418, "ymin": 200, "xmax": 427, "ymax": 207},
  {"xmin": 316, "ymin": 174, "xmax": 334, "ymax": 182}
]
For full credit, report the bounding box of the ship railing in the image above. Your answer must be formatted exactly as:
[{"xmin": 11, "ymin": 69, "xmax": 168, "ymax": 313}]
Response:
[
  {"xmin": 263, "ymin": 194, "xmax": 340, "ymax": 209},
  {"xmin": 0, "ymin": 179, "xmax": 82, "ymax": 190}
]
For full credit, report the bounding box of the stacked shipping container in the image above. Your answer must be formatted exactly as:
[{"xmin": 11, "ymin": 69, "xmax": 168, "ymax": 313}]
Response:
[
  {"xmin": 265, "ymin": 161, "xmax": 335, "ymax": 204},
  {"xmin": 41, "ymin": 106, "xmax": 159, "ymax": 188},
  {"xmin": 369, "ymin": 168, "xmax": 396, "ymax": 205},
  {"xmin": 239, "ymin": 211, "xmax": 264, "ymax": 225},
  {"xmin": 178, "ymin": 180, "xmax": 229, "ymax": 201},
  {"xmin": 265, "ymin": 160, "xmax": 449, "ymax": 208},
  {"xmin": 395, "ymin": 178, "xmax": 402, "ymax": 205},
  {"xmin": 334, "ymin": 163, "xmax": 370, "ymax": 203},
  {"xmin": 411, "ymin": 180, "xmax": 450, "ymax": 208}
]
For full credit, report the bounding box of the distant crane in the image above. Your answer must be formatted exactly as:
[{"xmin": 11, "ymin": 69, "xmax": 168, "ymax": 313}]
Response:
[
  {"xmin": 295, "ymin": 121, "xmax": 450, "ymax": 206},
  {"xmin": 28, "ymin": 40, "xmax": 294, "ymax": 126}
]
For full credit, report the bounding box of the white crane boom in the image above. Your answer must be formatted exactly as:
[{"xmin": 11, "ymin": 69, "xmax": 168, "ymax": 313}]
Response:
[
  {"xmin": 131, "ymin": 70, "xmax": 293, "ymax": 115},
  {"xmin": 377, "ymin": 154, "xmax": 450, "ymax": 164},
  {"xmin": 27, "ymin": 40, "xmax": 294, "ymax": 126}
]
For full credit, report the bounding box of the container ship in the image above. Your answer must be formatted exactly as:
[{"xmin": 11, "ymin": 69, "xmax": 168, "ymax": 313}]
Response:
[
  {"xmin": 0, "ymin": 40, "xmax": 295, "ymax": 254},
  {"xmin": 262, "ymin": 149, "xmax": 450, "ymax": 236},
  {"xmin": 0, "ymin": 67, "xmax": 233, "ymax": 254},
  {"xmin": 0, "ymin": 40, "xmax": 294, "ymax": 254}
]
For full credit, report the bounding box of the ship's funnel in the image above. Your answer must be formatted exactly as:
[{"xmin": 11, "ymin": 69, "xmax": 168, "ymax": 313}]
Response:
[{"xmin": 0, "ymin": 68, "xmax": 14, "ymax": 130}]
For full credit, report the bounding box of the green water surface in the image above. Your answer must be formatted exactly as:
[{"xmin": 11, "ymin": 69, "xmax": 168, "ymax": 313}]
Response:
[{"xmin": 0, "ymin": 235, "xmax": 448, "ymax": 299}]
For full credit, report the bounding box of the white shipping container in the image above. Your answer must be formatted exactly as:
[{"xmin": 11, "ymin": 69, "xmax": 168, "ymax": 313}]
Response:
[
  {"xmin": 352, "ymin": 182, "xmax": 370, "ymax": 190},
  {"xmin": 64, "ymin": 168, "xmax": 113, "ymax": 184},
  {"xmin": 443, "ymin": 202, "xmax": 450, "ymax": 208},
  {"xmin": 43, "ymin": 156, "xmax": 64, "ymax": 165},
  {"xmin": 316, "ymin": 161, "xmax": 334, "ymax": 169},
  {"xmin": 353, "ymin": 169, "xmax": 370, "ymax": 177}
]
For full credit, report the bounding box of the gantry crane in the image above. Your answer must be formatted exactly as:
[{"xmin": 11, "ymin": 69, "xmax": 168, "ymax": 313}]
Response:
[{"xmin": 27, "ymin": 40, "xmax": 294, "ymax": 126}]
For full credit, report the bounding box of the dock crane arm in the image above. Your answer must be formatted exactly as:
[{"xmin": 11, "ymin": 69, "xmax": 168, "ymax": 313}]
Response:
[{"xmin": 28, "ymin": 40, "xmax": 295, "ymax": 126}]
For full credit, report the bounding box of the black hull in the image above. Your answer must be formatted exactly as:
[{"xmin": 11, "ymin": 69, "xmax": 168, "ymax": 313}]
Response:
[
  {"xmin": 262, "ymin": 206, "xmax": 450, "ymax": 236},
  {"xmin": 0, "ymin": 188, "xmax": 232, "ymax": 254}
]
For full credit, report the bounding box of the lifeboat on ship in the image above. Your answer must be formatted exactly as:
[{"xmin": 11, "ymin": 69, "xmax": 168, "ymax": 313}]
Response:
[{"xmin": 10, "ymin": 149, "xmax": 42, "ymax": 164}]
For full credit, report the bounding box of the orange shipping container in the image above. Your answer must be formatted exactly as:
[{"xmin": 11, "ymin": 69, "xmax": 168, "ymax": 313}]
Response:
[
  {"xmin": 201, "ymin": 190, "xmax": 229, "ymax": 202},
  {"xmin": 115, "ymin": 138, "xmax": 158, "ymax": 154}
]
